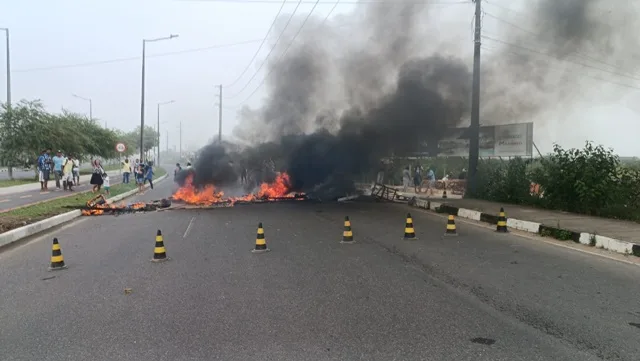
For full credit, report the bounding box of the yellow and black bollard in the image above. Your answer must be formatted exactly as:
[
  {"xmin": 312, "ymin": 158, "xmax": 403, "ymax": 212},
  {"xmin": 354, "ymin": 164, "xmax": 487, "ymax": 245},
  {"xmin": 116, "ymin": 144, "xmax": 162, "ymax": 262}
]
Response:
[
  {"xmin": 403, "ymin": 213, "xmax": 417, "ymax": 240},
  {"xmin": 48, "ymin": 238, "xmax": 67, "ymax": 271},
  {"xmin": 252, "ymin": 222, "xmax": 270, "ymax": 253},
  {"xmin": 444, "ymin": 214, "xmax": 457, "ymax": 236},
  {"xmin": 496, "ymin": 207, "xmax": 508, "ymax": 233},
  {"xmin": 341, "ymin": 216, "xmax": 355, "ymax": 243},
  {"xmin": 152, "ymin": 229, "xmax": 169, "ymax": 262}
]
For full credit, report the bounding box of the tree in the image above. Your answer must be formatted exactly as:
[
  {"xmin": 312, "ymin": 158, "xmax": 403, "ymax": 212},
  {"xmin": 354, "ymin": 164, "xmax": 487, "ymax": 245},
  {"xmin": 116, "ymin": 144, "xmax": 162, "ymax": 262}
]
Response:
[
  {"xmin": 128, "ymin": 125, "xmax": 159, "ymax": 156},
  {"xmin": 0, "ymin": 100, "xmax": 122, "ymax": 178}
]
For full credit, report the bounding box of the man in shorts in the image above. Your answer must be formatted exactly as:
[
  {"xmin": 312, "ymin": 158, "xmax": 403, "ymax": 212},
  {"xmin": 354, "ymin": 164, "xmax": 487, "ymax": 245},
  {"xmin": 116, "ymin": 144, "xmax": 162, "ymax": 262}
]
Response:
[{"xmin": 37, "ymin": 148, "xmax": 52, "ymax": 191}]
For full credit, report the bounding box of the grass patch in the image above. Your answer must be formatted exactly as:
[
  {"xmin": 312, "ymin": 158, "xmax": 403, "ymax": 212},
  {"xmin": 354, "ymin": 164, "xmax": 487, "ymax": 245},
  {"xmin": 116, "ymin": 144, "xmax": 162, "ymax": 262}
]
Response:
[
  {"xmin": 0, "ymin": 178, "xmax": 37, "ymax": 188},
  {"xmin": 0, "ymin": 168, "xmax": 167, "ymax": 234}
]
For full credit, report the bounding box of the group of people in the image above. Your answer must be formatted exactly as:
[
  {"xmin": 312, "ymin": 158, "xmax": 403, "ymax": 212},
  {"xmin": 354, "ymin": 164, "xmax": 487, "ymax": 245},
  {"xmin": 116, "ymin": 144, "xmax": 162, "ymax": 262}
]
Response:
[
  {"xmin": 121, "ymin": 158, "xmax": 154, "ymax": 194},
  {"xmin": 402, "ymin": 164, "xmax": 436, "ymax": 195},
  {"xmin": 37, "ymin": 149, "xmax": 80, "ymax": 191}
]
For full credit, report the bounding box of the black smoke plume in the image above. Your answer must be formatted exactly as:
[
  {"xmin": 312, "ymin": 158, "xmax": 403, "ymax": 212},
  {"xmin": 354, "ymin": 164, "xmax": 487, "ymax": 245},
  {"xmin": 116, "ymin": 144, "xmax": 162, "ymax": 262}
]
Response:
[{"xmin": 200, "ymin": 0, "xmax": 639, "ymax": 198}]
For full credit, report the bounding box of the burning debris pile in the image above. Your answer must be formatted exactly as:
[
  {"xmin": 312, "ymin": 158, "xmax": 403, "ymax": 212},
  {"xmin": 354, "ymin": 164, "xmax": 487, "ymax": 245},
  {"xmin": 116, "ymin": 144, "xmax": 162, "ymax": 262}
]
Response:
[
  {"xmin": 79, "ymin": 194, "xmax": 171, "ymax": 216},
  {"xmin": 170, "ymin": 172, "xmax": 306, "ymax": 208}
]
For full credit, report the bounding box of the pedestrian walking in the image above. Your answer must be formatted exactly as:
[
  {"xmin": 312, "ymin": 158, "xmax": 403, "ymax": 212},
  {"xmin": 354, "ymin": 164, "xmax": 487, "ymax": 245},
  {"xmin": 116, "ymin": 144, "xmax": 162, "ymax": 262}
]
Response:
[
  {"xmin": 144, "ymin": 163, "xmax": 154, "ymax": 190},
  {"xmin": 90, "ymin": 159, "xmax": 105, "ymax": 193}
]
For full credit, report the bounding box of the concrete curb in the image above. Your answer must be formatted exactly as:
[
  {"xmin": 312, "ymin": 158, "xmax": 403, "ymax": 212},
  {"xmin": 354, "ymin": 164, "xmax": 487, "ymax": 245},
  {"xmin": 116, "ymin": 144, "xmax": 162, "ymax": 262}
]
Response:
[
  {"xmin": 0, "ymin": 173, "xmax": 169, "ymax": 249},
  {"xmin": 408, "ymin": 197, "xmax": 640, "ymax": 257}
]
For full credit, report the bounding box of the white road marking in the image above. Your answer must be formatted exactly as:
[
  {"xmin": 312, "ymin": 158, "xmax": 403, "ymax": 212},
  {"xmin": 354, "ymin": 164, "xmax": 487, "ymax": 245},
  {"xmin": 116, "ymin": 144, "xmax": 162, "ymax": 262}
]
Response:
[
  {"xmin": 19, "ymin": 195, "xmax": 32, "ymax": 199},
  {"xmin": 184, "ymin": 216, "xmax": 196, "ymax": 238},
  {"xmin": 0, "ymin": 199, "xmax": 9, "ymax": 203}
]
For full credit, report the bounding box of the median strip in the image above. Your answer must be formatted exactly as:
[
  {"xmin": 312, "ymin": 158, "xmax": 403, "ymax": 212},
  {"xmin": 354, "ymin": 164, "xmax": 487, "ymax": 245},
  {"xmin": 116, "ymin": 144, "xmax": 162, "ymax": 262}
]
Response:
[{"xmin": 0, "ymin": 169, "xmax": 167, "ymax": 248}]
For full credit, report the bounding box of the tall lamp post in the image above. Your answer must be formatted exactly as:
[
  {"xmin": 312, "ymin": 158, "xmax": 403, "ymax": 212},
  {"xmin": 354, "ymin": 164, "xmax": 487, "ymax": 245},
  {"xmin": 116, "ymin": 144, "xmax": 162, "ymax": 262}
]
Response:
[
  {"xmin": 1, "ymin": 27, "xmax": 12, "ymax": 179},
  {"xmin": 156, "ymin": 100, "xmax": 175, "ymax": 166},
  {"xmin": 139, "ymin": 34, "xmax": 178, "ymax": 162},
  {"xmin": 71, "ymin": 93, "xmax": 93, "ymax": 120}
]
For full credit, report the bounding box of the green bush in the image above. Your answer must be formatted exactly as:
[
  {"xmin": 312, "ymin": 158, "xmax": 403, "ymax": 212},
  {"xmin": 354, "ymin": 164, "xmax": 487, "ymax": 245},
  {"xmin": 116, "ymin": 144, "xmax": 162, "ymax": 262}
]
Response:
[{"xmin": 471, "ymin": 141, "xmax": 640, "ymax": 222}]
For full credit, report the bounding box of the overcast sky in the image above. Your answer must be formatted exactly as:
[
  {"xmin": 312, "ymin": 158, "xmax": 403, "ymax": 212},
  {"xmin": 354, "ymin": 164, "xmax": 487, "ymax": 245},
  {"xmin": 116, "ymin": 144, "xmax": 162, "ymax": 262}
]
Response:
[{"xmin": 1, "ymin": 0, "xmax": 639, "ymax": 156}]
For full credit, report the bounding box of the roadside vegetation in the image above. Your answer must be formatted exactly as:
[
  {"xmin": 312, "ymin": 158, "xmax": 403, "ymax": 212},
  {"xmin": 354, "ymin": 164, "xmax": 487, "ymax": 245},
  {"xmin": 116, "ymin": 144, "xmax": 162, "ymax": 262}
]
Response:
[
  {"xmin": 0, "ymin": 100, "xmax": 160, "ymax": 181},
  {"xmin": 0, "ymin": 168, "xmax": 167, "ymax": 234}
]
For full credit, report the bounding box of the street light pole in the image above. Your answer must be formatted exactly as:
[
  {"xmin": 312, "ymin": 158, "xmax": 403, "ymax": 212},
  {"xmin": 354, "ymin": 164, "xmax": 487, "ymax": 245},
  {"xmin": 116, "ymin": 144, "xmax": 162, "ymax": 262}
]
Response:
[
  {"xmin": 1, "ymin": 28, "xmax": 12, "ymax": 179},
  {"xmin": 139, "ymin": 34, "xmax": 178, "ymax": 163},
  {"xmin": 72, "ymin": 93, "xmax": 92, "ymax": 120},
  {"xmin": 156, "ymin": 100, "xmax": 175, "ymax": 166},
  {"xmin": 179, "ymin": 121, "xmax": 182, "ymax": 160}
]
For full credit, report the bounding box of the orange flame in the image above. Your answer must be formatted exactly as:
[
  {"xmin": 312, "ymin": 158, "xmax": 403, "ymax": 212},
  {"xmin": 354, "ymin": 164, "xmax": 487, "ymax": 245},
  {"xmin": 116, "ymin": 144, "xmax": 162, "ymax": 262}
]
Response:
[{"xmin": 172, "ymin": 172, "xmax": 300, "ymax": 206}]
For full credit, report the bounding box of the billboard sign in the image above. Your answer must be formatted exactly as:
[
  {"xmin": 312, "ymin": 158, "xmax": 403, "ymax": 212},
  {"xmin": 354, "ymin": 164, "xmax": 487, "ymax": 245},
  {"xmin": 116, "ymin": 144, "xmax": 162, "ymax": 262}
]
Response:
[{"xmin": 420, "ymin": 122, "xmax": 533, "ymax": 157}]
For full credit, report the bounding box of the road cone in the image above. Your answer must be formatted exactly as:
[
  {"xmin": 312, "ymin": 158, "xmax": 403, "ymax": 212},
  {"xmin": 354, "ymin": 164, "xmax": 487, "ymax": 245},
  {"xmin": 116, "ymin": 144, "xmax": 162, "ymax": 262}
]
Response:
[
  {"xmin": 252, "ymin": 222, "xmax": 270, "ymax": 253},
  {"xmin": 48, "ymin": 238, "xmax": 67, "ymax": 271},
  {"xmin": 341, "ymin": 216, "xmax": 355, "ymax": 243},
  {"xmin": 444, "ymin": 214, "xmax": 458, "ymax": 236},
  {"xmin": 152, "ymin": 229, "xmax": 169, "ymax": 262},
  {"xmin": 496, "ymin": 207, "xmax": 508, "ymax": 233},
  {"xmin": 403, "ymin": 213, "xmax": 417, "ymax": 240}
]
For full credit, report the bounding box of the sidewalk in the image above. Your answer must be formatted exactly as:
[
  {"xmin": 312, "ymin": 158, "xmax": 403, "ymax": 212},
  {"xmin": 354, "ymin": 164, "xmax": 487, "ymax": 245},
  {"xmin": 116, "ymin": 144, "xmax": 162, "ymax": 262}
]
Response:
[
  {"xmin": 0, "ymin": 170, "xmax": 121, "ymax": 196},
  {"xmin": 427, "ymin": 198, "xmax": 640, "ymax": 244}
]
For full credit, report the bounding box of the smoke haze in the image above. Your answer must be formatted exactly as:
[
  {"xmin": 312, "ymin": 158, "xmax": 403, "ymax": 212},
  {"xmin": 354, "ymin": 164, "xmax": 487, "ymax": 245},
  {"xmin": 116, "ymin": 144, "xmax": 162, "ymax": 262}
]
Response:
[{"xmin": 212, "ymin": 0, "xmax": 640, "ymax": 196}]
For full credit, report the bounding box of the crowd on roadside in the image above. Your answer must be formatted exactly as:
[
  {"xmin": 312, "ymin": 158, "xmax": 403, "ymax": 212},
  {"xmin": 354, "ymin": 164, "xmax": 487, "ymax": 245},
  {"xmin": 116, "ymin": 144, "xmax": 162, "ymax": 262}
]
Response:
[
  {"xmin": 121, "ymin": 158, "xmax": 155, "ymax": 194},
  {"xmin": 36, "ymin": 148, "xmax": 80, "ymax": 191}
]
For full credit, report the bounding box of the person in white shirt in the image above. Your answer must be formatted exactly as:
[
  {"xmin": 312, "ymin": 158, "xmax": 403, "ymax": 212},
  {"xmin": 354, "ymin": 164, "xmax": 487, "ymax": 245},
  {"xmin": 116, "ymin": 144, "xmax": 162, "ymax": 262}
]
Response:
[
  {"xmin": 72, "ymin": 158, "xmax": 80, "ymax": 185},
  {"xmin": 102, "ymin": 173, "xmax": 110, "ymax": 195}
]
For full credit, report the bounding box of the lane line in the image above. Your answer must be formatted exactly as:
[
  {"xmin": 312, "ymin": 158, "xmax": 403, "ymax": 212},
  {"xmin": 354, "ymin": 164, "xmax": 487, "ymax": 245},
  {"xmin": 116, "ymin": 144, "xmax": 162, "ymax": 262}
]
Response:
[
  {"xmin": 19, "ymin": 195, "xmax": 32, "ymax": 199},
  {"xmin": 184, "ymin": 216, "xmax": 196, "ymax": 238},
  {"xmin": 0, "ymin": 199, "xmax": 9, "ymax": 203}
]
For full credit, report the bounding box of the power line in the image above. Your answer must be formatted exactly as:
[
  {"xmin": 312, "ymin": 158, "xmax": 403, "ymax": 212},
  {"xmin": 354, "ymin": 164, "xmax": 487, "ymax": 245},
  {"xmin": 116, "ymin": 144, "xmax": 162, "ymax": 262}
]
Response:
[
  {"xmin": 231, "ymin": 0, "xmax": 322, "ymax": 105},
  {"xmin": 223, "ymin": 0, "xmax": 288, "ymax": 88},
  {"xmin": 13, "ymin": 39, "xmax": 263, "ymax": 73},
  {"xmin": 225, "ymin": 0, "xmax": 306, "ymax": 99},
  {"xmin": 481, "ymin": 44, "xmax": 640, "ymax": 91},
  {"xmin": 483, "ymin": 11, "xmax": 640, "ymax": 79},
  {"xmin": 482, "ymin": 35, "xmax": 640, "ymax": 83}
]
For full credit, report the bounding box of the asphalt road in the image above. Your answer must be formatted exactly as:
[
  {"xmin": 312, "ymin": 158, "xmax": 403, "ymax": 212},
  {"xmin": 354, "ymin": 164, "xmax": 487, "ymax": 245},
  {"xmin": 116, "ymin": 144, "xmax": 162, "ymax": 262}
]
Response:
[
  {"xmin": 0, "ymin": 174, "xmax": 124, "ymax": 211},
  {"xmin": 0, "ymin": 169, "xmax": 34, "ymax": 180},
  {"xmin": 1, "ymin": 178, "xmax": 640, "ymax": 360}
]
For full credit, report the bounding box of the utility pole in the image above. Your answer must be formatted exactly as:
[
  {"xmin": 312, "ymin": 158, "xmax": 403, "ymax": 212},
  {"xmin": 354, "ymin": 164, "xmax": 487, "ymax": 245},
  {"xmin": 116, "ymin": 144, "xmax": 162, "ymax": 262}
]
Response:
[
  {"xmin": 1, "ymin": 28, "xmax": 12, "ymax": 179},
  {"xmin": 179, "ymin": 121, "xmax": 182, "ymax": 160},
  {"xmin": 216, "ymin": 84, "xmax": 222, "ymax": 143},
  {"xmin": 166, "ymin": 130, "xmax": 169, "ymax": 154},
  {"xmin": 467, "ymin": 0, "xmax": 482, "ymax": 195}
]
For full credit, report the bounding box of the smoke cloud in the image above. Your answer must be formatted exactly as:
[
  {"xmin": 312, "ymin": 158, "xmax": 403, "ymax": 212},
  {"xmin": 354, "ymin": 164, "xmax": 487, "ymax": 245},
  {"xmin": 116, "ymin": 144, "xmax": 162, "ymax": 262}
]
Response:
[{"xmin": 207, "ymin": 0, "xmax": 640, "ymax": 197}]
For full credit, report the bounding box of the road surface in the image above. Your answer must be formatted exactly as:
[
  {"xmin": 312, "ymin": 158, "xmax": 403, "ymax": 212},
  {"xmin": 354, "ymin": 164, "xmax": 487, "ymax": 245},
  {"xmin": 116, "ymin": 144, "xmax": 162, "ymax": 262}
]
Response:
[
  {"xmin": 0, "ymin": 174, "xmax": 124, "ymax": 211},
  {"xmin": 1, "ymin": 178, "xmax": 639, "ymax": 360}
]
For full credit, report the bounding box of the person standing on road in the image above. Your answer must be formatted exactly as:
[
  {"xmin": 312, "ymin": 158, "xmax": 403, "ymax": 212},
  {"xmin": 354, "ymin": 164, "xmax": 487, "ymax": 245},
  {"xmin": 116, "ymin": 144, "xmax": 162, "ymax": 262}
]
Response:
[
  {"xmin": 37, "ymin": 149, "xmax": 51, "ymax": 191},
  {"xmin": 62, "ymin": 155, "xmax": 74, "ymax": 191},
  {"xmin": 122, "ymin": 159, "xmax": 132, "ymax": 184},
  {"xmin": 413, "ymin": 164, "xmax": 423, "ymax": 194},
  {"xmin": 90, "ymin": 159, "xmax": 104, "ymax": 193},
  {"xmin": 376, "ymin": 161, "xmax": 385, "ymax": 185},
  {"xmin": 402, "ymin": 166, "xmax": 411, "ymax": 192},
  {"xmin": 425, "ymin": 167, "xmax": 436, "ymax": 197},
  {"xmin": 174, "ymin": 163, "xmax": 181, "ymax": 180},
  {"xmin": 135, "ymin": 163, "xmax": 145, "ymax": 194},
  {"xmin": 52, "ymin": 150, "xmax": 65, "ymax": 190},
  {"xmin": 144, "ymin": 162, "xmax": 154, "ymax": 190}
]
